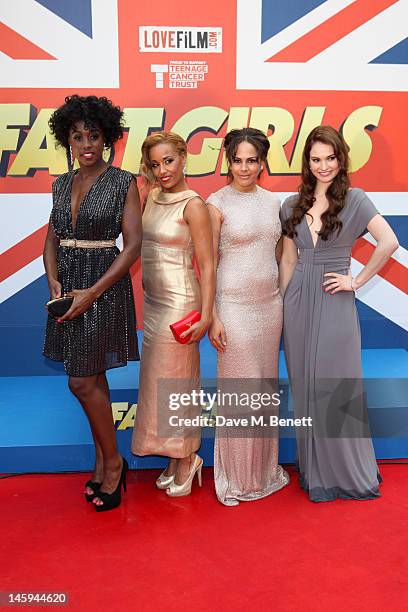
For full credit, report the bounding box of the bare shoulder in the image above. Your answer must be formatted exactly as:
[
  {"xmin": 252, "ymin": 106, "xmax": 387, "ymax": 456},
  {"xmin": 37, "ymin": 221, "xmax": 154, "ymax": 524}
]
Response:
[
  {"xmin": 185, "ymin": 195, "xmax": 206, "ymax": 210},
  {"xmin": 184, "ymin": 195, "xmax": 208, "ymax": 222}
]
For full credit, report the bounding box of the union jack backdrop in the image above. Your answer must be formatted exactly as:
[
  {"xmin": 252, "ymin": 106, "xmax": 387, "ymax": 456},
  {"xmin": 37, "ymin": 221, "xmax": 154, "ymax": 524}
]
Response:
[{"xmin": 0, "ymin": 0, "xmax": 407, "ymax": 470}]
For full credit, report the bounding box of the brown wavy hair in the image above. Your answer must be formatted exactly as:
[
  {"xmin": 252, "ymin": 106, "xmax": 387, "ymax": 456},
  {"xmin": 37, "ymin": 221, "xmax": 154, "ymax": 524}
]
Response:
[
  {"xmin": 283, "ymin": 125, "xmax": 350, "ymax": 241},
  {"xmin": 140, "ymin": 131, "xmax": 187, "ymax": 185}
]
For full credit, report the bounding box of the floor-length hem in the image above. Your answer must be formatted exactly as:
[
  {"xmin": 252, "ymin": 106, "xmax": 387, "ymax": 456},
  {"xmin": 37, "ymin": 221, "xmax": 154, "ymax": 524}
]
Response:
[
  {"xmin": 299, "ymin": 471, "xmax": 382, "ymax": 502},
  {"xmin": 216, "ymin": 465, "xmax": 290, "ymax": 507},
  {"xmin": 281, "ymin": 189, "xmax": 382, "ymax": 503},
  {"xmin": 208, "ymin": 185, "xmax": 286, "ymax": 506}
]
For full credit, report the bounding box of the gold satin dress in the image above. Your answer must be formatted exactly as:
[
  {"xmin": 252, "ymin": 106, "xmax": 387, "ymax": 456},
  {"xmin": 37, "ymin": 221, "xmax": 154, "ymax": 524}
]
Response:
[{"xmin": 132, "ymin": 188, "xmax": 202, "ymax": 458}]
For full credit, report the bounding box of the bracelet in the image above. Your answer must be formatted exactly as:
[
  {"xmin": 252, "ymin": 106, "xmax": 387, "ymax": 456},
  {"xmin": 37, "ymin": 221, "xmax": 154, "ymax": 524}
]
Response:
[{"xmin": 351, "ymin": 277, "xmax": 358, "ymax": 292}]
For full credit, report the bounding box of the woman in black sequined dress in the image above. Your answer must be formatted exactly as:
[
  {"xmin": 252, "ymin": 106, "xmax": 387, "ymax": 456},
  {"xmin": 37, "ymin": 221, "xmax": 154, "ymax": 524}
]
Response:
[{"xmin": 43, "ymin": 95, "xmax": 142, "ymax": 511}]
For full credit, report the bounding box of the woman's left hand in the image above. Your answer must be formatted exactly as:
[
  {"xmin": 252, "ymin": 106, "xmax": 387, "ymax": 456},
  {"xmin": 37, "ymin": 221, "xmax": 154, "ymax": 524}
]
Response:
[
  {"xmin": 181, "ymin": 318, "xmax": 211, "ymax": 344},
  {"xmin": 58, "ymin": 288, "xmax": 97, "ymax": 322},
  {"xmin": 323, "ymin": 272, "xmax": 354, "ymax": 294}
]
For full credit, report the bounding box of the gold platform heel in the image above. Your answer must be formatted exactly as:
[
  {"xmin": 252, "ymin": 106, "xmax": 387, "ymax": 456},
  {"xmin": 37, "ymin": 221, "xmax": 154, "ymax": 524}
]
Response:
[
  {"xmin": 156, "ymin": 471, "xmax": 175, "ymax": 490},
  {"xmin": 166, "ymin": 455, "xmax": 203, "ymax": 497}
]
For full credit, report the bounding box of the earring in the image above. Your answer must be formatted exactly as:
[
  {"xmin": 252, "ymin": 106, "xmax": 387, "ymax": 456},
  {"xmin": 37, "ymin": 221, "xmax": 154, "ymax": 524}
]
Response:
[
  {"xmin": 183, "ymin": 165, "xmax": 186, "ymax": 176},
  {"xmin": 69, "ymin": 145, "xmax": 74, "ymax": 167}
]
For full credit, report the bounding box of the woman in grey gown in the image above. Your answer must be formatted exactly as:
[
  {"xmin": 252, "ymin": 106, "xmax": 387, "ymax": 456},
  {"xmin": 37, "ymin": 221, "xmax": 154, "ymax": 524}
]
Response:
[
  {"xmin": 279, "ymin": 126, "xmax": 399, "ymax": 502},
  {"xmin": 208, "ymin": 128, "xmax": 290, "ymax": 506}
]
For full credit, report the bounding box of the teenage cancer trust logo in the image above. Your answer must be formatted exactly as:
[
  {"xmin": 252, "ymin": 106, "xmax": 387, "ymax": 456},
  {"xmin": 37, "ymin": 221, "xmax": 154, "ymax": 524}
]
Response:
[
  {"xmin": 151, "ymin": 61, "xmax": 209, "ymax": 89},
  {"xmin": 139, "ymin": 26, "xmax": 222, "ymax": 53}
]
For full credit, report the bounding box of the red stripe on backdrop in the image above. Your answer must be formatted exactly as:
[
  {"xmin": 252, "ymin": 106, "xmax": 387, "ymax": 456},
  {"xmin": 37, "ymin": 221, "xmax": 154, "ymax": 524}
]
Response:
[
  {"xmin": 0, "ymin": 225, "xmax": 47, "ymax": 283},
  {"xmin": 0, "ymin": 233, "xmax": 405, "ymax": 304},
  {"xmin": 352, "ymin": 238, "xmax": 408, "ymax": 293},
  {"xmin": 0, "ymin": 23, "xmax": 56, "ymax": 60},
  {"xmin": 267, "ymin": 0, "xmax": 399, "ymax": 63}
]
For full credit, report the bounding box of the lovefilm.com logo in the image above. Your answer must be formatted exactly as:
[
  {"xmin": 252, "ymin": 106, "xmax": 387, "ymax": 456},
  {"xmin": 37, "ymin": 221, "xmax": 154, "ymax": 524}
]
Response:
[
  {"xmin": 139, "ymin": 25, "xmax": 222, "ymax": 89},
  {"xmin": 139, "ymin": 26, "xmax": 222, "ymax": 53}
]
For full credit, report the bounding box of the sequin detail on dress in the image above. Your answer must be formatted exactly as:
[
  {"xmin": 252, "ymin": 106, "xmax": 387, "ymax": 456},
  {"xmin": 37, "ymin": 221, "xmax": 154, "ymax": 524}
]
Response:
[
  {"xmin": 43, "ymin": 166, "xmax": 139, "ymax": 377},
  {"xmin": 207, "ymin": 184, "xmax": 290, "ymax": 506}
]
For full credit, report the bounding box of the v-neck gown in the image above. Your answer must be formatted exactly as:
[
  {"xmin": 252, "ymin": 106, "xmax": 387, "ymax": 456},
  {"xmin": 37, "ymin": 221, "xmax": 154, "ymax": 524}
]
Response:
[
  {"xmin": 43, "ymin": 166, "xmax": 139, "ymax": 377},
  {"xmin": 281, "ymin": 188, "xmax": 381, "ymax": 502}
]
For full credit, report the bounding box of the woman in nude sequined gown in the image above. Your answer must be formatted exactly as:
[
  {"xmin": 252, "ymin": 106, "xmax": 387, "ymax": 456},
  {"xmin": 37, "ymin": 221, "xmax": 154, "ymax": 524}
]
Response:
[
  {"xmin": 207, "ymin": 128, "xmax": 289, "ymax": 506},
  {"xmin": 132, "ymin": 132, "xmax": 214, "ymax": 496}
]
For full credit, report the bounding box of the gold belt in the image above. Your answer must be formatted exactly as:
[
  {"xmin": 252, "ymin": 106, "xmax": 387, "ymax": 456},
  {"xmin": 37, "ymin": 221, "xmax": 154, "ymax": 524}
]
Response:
[{"xmin": 60, "ymin": 239, "xmax": 116, "ymax": 248}]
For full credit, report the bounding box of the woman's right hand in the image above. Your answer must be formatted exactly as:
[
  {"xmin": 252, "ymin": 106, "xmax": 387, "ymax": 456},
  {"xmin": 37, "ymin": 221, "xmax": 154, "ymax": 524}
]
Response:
[
  {"xmin": 208, "ymin": 317, "xmax": 227, "ymax": 352},
  {"xmin": 48, "ymin": 278, "xmax": 62, "ymax": 300}
]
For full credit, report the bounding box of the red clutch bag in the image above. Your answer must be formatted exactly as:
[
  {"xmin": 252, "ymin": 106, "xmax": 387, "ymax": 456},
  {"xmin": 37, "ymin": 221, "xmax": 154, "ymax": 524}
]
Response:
[{"xmin": 169, "ymin": 310, "xmax": 201, "ymax": 344}]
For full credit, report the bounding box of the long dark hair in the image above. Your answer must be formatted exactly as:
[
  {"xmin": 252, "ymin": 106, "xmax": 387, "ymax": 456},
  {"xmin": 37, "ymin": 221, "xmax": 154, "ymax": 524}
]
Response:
[{"xmin": 283, "ymin": 126, "xmax": 350, "ymax": 241}]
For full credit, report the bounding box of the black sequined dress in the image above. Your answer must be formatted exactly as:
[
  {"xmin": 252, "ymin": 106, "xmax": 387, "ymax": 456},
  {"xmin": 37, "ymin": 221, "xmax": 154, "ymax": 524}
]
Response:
[{"xmin": 43, "ymin": 166, "xmax": 139, "ymax": 376}]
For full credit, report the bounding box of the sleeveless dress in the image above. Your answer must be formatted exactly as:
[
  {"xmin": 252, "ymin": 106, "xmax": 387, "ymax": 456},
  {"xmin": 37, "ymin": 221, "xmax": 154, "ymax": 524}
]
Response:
[
  {"xmin": 132, "ymin": 188, "xmax": 202, "ymax": 458},
  {"xmin": 281, "ymin": 188, "xmax": 381, "ymax": 502},
  {"xmin": 43, "ymin": 166, "xmax": 139, "ymax": 377},
  {"xmin": 207, "ymin": 184, "xmax": 290, "ymax": 506}
]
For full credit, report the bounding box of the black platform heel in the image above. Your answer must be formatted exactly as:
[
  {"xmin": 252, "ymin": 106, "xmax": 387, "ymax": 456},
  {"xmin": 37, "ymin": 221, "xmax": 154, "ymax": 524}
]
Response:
[
  {"xmin": 94, "ymin": 458, "xmax": 128, "ymax": 512},
  {"xmin": 84, "ymin": 480, "xmax": 102, "ymax": 502}
]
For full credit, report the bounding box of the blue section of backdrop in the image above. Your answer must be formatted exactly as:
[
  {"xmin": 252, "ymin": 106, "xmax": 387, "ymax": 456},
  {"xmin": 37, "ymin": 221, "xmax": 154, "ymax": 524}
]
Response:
[
  {"xmin": 35, "ymin": 0, "xmax": 93, "ymax": 38},
  {"xmin": 261, "ymin": 0, "xmax": 327, "ymax": 43},
  {"xmin": 0, "ymin": 255, "xmax": 407, "ymax": 472}
]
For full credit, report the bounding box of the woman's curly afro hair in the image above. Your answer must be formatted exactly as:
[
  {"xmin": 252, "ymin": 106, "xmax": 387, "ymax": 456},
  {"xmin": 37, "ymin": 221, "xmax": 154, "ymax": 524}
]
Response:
[{"xmin": 49, "ymin": 94, "xmax": 124, "ymax": 150}]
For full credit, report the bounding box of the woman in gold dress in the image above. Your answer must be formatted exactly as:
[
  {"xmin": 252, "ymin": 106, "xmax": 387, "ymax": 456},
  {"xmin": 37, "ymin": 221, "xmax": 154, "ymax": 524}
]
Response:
[{"xmin": 132, "ymin": 132, "xmax": 214, "ymax": 496}]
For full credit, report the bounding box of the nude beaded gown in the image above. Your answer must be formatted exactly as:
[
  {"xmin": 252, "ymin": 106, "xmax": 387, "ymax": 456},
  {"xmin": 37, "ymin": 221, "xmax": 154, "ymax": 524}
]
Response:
[
  {"xmin": 132, "ymin": 188, "xmax": 202, "ymax": 458},
  {"xmin": 207, "ymin": 184, "xmax": 290, "ymax": 506},
  {"xmin": 281, "ymin": 188, "xmax": 381, "ymax": 502}
]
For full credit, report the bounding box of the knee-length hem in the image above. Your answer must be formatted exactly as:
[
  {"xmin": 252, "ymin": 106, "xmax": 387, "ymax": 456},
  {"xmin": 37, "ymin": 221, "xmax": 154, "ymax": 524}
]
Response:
[{"xmin": 43, "ymin": 351, "xmax": 139, "ymax": 378}]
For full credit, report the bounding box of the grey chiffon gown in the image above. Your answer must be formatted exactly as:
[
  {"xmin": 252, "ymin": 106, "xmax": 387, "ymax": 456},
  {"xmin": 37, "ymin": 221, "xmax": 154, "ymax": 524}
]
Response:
[
  {"xmin": 281, "ymin": 188, "xmax": 381, "ymax": 502},
  {"xmin": 208, "ymin": 184, "xmax": 290, "ymax": 506}
]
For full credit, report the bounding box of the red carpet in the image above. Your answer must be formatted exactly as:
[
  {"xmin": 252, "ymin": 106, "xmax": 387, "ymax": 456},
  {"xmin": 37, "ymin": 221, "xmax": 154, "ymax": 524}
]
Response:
[{"xmin": 1, "ymin": 465, "xmax": 407, "ymax": 611}]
